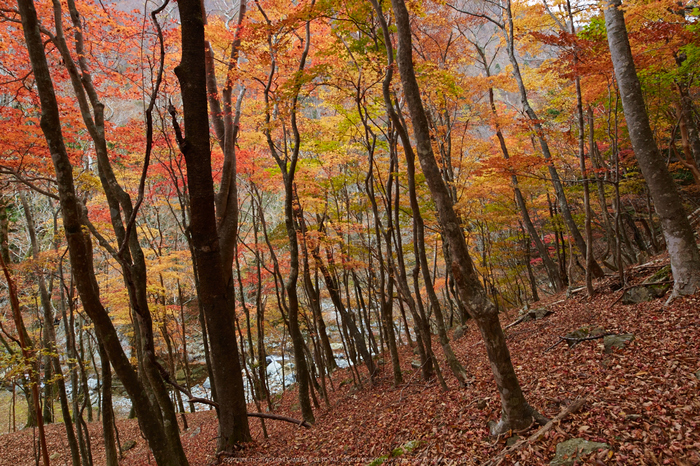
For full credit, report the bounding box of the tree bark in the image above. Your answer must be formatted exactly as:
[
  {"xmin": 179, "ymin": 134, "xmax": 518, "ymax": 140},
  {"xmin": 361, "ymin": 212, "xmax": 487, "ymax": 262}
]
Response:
[{"xmin": 604, "ymin": 0, "xmax": 700, "ymax": 298}]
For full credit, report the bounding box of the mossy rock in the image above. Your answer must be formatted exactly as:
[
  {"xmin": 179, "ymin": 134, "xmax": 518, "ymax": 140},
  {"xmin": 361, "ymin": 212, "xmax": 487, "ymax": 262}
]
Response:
[
  {"xmin": 391, "ymin": 440, "xmax": 421, "ymax": 457},
  {"xmin": 623, "ymin": 266, "xmax": 672, "ymax": 304},
  {"xmin": 121, "ymin": 439, "xmax": 137, "ymax": 452},
  {"xmin": 550, "ymin": 438, "xmax": 610, "ymax": 465},
  {"xmin": 647, "ymin": 265, "xmax": 671, "ymax": 283},
  {"xmin": 604, "ymin": 334, "xmax": 635, "ymax": 353},
  {"xmin": 565, "ymin": 326, "xmax": 604, "ymax": 347},
  {"xmin": 339, "ymin": 378, "xmax": 353, "ymax": 387},
  {"xmin": 368, "ymin": 440, "xmax": 422, "ymax": 466},
  {"xmin": 522, "ymin": 308, "xmax": 552, "ymax": 323},
  {"xmin": 367, "ymin": 455, "xmax": 388, "ymax": 466}
]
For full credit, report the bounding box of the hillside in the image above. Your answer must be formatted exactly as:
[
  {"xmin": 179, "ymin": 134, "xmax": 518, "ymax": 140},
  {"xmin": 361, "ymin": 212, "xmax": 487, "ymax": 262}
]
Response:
[{"xmin": 1, "ymin": 261, "xmax": 699, "ymax": 466}]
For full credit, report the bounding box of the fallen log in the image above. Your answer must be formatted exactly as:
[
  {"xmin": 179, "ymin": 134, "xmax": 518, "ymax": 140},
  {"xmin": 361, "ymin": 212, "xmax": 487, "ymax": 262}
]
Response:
[{"xmin": 482, "ymin": 398, "xmax": 586, "ymax": 466}]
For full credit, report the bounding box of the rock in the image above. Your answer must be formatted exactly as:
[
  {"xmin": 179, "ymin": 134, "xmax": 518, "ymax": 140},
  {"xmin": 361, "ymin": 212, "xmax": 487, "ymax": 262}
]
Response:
[
  {"xmin": 202, "ymin": 377, "xmax": 211, "ymax": 389},
  {"xmin": 648, "ymin": 265, "xmax": 672, "ymax": 283},
  {"xmin": 550, "ymin": 438, "xmax": 610, "ymax": 465},
  {"xmin": 565, "ymin": 326, "xmax": 604, "ymax": 348},
  {"xmin": 636, "ymin": 251, "xmax": 649, "ymax": 265},
  {"xmin": 368, "ymin": 455, "xmax": 388, "ymax": 466},
  {"xmin": 87, "ymin": 377, "xmax": 98, "ymax": 390},
  {"xmin": 621, "ymin": 286, "xmax": 657, "ymax": 304},
  {"xmin": 391, "ymin": 439, "xmax": 421, "ymax": 457},
  {"xmin": 429, "ymin": 320, "xmax": 439, "ymax": 335},
  {"xmin": 266, "ymin": 360, "xmax": 282, "ymax": 377},
  {"xmin": 50, "ymin": 453, "xmax": 61, "ymax": 460},
  {"xmin": 188, "ymin": 426, "xmax": 201, "ymax": 438},
  {"xmin": 506, "ymin": 435, "xmax": 520, "ymax": 447},
  {"xmin": 604, "ymin": 334, "xmax": 634, "ymax": 353},
  {"xmin": 121, "ymin": 440, "xmax": 137, "ymax": 452},
  {"xmin": 486, "ymin": 420, "xmax": 498, "ymax": 435},
  {"xmin": 521, "ymin": 307, "xmax": 553, "ymax": 323},
  {"xmin": 411, "ymin": 360, "xmax": 422, "ymax": 370},
  {"xmin": 622, "ymin": 266, "xmax": 672, "ymax": 304},
  {"xmin": 452, "ymin": 326, "xmax": 464, "ymax": 340}
]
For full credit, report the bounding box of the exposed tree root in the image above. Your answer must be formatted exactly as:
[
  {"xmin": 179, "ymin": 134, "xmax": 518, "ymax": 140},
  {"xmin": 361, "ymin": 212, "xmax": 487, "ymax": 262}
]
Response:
[{"xmin": 482, "ymin": 398, "xmax": 586, "ymax": 466}]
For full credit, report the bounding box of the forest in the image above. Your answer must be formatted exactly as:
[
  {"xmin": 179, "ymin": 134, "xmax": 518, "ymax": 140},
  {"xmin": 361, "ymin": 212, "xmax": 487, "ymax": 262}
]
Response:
[{"xmin": 0, "ymin": 0, "xmax": 699, "ymax": 464}]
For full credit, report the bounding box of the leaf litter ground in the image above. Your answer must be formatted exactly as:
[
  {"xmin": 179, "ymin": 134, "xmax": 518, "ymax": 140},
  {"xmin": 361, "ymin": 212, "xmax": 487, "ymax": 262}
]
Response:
[{"xmin": 1, "ymin": 261, "xmax": 699, "ymax": 465}]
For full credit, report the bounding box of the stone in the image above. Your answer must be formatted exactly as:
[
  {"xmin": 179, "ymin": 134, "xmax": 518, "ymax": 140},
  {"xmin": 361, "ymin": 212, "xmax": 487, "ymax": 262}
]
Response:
[
  {"xmin": 622, "ymin": 266, "xmax": 672, "ymax": 304},
  {"xmin": 87, "ymin": 377, "xmax": 98, "ymax": 390},
  {"xmin": 564, "ymin": 326, "xmax": 604, "ymax": 348},
  {"xmin": 452, "ymin": 326, "xmax": 464, "ymax": 340},
  {"xmin": 648, "ymin": 265, "xmax": 672, "ymax": 283},
  {"xmin": 50, "ymin": 453, "xmax": 61, "ymax": 461},
  {"xmin": 550, "ymin": 438, "xmax": 610, "ymax": 466},
  {"xmin": 521, "ymin": 307, "xmax": 553, "ymax": 323},
  {"xmin": 604, "ymin": 334, "xmax": 634, "ymax": 353},
  {"xmin": 531, "ymin": 308, "xmax": 553, "ymax": 320},
  {"xmin": 621, "ymin": 286, "xmax": 656, "ymax": 304},
  {"xmin": 411, "ymin": 360, "xmax": 422, "ymax": 370},
  {"xmin": 506, "ymin": 435, "xmax": 520, "ymax": 447},
  {"xmin": 391, "ymin": 440, "xmax": 421, "ymax": 457},
  {"xmin": 121, "ymin": 440, "xmax": 137, "ymax": 452},
  {"xmin": 188, "ymin": 426, "xmax": 201, "ymax": 438}
]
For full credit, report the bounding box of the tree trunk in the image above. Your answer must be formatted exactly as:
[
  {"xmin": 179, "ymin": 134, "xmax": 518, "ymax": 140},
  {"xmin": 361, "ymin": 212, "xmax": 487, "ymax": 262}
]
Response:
[
  {"xmin": 388, "ymin": 0, "xmax": 542, "ymax": 434},
  {"xmin": 501, "ymin": 0, "xmax": 604, "ymax": 279},
  {"xmin": 18, "ymin": 0, "xmax": 189, "ymax": 463},
  {"xmin": 173, "ymin": 0, "xmax": 252, "ymax": 450},
  {"xmin": 604, "ymin": 0, "xmax": 700, "ymax": 298},
  {"xmin": 21, "ymin": 194, "xmax": 81, "ymax": 465}
]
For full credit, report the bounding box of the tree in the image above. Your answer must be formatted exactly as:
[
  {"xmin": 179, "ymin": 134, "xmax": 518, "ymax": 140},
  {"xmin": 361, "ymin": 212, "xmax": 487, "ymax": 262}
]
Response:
[
  {"xmin": 16, "ymin": 0, "xmax": 190, "ymax": 463},
  {"xmin": 604, "ymin": 0, "xmax": 700, "ymax": 299},
  {"xmin": 386, "ymin": 0, "xmax": 545, "ymax": 434},
  {"xmin": 173, "ymin": 0, "xmax": 252, "ymax": 451}
]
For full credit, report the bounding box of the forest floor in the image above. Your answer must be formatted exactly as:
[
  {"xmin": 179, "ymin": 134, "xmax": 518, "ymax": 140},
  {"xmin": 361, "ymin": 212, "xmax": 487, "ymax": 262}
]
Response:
[{"xmin": 1, "ymin": 258, "xmax": 699, "ymax": 465}]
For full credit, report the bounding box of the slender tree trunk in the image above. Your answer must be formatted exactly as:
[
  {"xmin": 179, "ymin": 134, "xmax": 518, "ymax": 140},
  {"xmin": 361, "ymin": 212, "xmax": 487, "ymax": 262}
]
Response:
[
  {"xmin": 604, "ymin": 0, "xmax": 700, "ymax": 298},
  {"xmin": 98, "ymin": 343, "xmax": 118, "ymax": 466},
  {"xmin": 0, "ymin": 255, "xmax": 49, "ymax": 465},
  {"xmin": 387, "ymin": 0, "xmax": 543, "ymax": 434},
  {"xmin": 498, "ymin": 0, "xmax": 605, "ymax": 279},
  {"xmin": 18, "ymin": 1, "xmax": 188, "ymax": 462}
]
